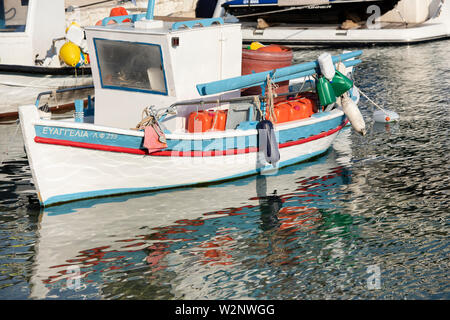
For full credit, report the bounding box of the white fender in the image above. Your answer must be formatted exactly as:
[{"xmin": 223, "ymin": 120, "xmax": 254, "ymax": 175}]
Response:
[
  {"xmin": 341, "ymin": 93, "xmax": 366, "ymax": 136},
  {"xmin": 318, "ymin": 52, "xmax": 335, "ymax": 81}
]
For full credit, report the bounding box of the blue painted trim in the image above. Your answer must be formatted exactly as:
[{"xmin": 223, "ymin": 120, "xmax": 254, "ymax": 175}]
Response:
[
  {"xmin": 35, "ymin": 125, "xmax": 145, "ymax": 149},
  {"xmin": 0, "ymin": 1, "xmax": 5, "ymax": 29},
  {"xmin": 41, "ymin": 147, "xmax": 329, "ymax": 206},
  {"xmin": 34, "ymin": 113, "xmax": 345, "ymax": 152},
  {"xmin": 146, "ymin": 0, "xmax": 155, "ymax": 20},
  {"xmin": 93, "ymin": 38, "xmax": 169, "ymax": 96},
  {"xmin": 172, "ymin": 18, "xmax": 224, "ymax": 31},
  {"xmin": 101, "ymin": 13, "xmax": 146, "ymax": 26},
  {"xmin": 196, "ymin": 51, "xmax": 363, "ymax": 96}
]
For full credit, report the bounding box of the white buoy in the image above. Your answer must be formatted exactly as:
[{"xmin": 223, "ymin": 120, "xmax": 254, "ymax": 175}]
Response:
[
  {"xmin": 358, "ymin": 89, "xmax": 400, "ymax": 123},
  {"xmin": 373, "ymin": 109, "xmax": 400, "ymax": 123},
  {"xmin": 341, "ymin": 93, "xmax": 366, "ymax": 136}
]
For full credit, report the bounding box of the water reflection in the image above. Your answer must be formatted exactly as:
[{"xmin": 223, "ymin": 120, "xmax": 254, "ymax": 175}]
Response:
[
  {"xmin": 1, "ymin": 41, "xmax": 449, "ymax": 300},
  {"xmin": 31, "ymin": 131, "xmax": 361, "ymax": 299}
]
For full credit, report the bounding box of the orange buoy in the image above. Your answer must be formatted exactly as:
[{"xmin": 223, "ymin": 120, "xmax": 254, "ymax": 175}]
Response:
[
  {"xmin": 257, "ymin": 44, "xmax": 288, "ymax": 53},
  {"xmin": 109, "ymin": 7, "xmax": 131, "ymax": 22}
]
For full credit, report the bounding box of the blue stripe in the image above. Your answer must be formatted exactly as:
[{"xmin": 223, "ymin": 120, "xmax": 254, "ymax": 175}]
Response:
[
  {"xmin": 35, "ymin": 125, "xmax": 144, "ymax": 149},
  {"xmin": 35, "ymin": 113, "xmax": 345, "ymax": 152},
  {"xmin": 41, "ymin": 147, "xmax": 330, "ymax": 206}
]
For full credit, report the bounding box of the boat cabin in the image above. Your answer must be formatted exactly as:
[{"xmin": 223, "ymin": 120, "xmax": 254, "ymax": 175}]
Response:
[
  {"xmin": 85, "ymin": 18, "xmax": 243, "ymax": 131},
  {"xmin": 0, "ymin": 0, "xmax": 65, "ymax": 65}
]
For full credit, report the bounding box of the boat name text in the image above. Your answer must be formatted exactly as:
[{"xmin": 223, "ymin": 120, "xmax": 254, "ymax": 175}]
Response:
[{"xmin": 41, "ymin": 126, "xmax": 119, "ymax": 140}]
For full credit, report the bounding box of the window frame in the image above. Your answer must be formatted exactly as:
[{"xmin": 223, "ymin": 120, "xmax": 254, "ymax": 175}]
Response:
[{"xmin": 93, "ymin": 38, "xmax": 169, "ymax": 96}]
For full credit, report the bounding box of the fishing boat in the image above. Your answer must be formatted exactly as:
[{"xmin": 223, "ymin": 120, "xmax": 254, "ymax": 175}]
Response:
[
  {"xmin": 214, "ymin": 0, "xmax": 450, "ymax": 45},
  {"xmin": 0, "ymin": 0, "xmax": 94, "ymax": 118},
  {"xmin": 19, "ymin": 0, "xmax": 365, "ymax": 207}
]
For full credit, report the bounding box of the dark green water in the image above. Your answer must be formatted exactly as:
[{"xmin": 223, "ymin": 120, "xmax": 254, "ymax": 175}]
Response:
[{"xmin": 0, "ymin": 40, "xmax": 448, "ymax": 300}]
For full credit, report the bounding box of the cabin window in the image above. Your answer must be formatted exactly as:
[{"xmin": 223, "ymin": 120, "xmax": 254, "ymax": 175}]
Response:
[
  {"xmin": 95, "ymin": 39, "xmax": 167, "ymax": 95},
  {"xmin": 0, "ymin": 0, "xmax": 29, "ymax": 32}
]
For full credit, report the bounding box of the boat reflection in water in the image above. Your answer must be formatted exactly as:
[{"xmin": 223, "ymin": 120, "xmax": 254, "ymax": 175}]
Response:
[{"xmin": 31, "ymin": 129, "xmax": 362, "ymax": 299}]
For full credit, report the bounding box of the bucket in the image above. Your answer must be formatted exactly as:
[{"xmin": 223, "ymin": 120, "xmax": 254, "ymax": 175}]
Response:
[
  {"xmin": 317, "ymin": 77, "xmax": 336, "ymax": 106},
  {"xmin": 330, "ymin": 70, "xmax": 353, "ymax": 97},
  {"xmin": 241, "ymin": 45, "xmax": 293, "ymax": 101}
]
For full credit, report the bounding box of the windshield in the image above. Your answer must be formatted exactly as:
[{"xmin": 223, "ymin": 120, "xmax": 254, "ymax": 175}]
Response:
[
  {"xmin": 95, "ymin": 39, "xmax": 168, "ymax": 95},
  {"xmin": 0, "ymin": 0, "xmax": 29, "ymax": 32}
]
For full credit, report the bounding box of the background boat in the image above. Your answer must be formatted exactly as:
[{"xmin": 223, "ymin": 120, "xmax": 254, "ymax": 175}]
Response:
[
  {"xmin": 0, "ymin": 0, "xmax": 96, "ymax": 119},
  {"xmin": 222, "ymin": 0, "xmax": 400, "ymax": 24},
  {"xmin": 209, "ymin": 0, "xmax": 450, "ymax": 45}
]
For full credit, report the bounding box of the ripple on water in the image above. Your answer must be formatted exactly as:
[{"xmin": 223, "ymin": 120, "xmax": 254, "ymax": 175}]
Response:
[{"xmin": 0, "ymin": 41, "xmax": 449, "ymax": 300}]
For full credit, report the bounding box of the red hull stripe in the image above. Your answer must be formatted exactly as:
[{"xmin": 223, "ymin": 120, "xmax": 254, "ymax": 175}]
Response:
[{"xmin": 34, "ymin": 120, "xmax": 348, "ymax": 157}]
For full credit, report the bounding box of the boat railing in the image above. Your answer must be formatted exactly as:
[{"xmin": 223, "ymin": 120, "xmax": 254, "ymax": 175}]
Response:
[
  {"xmin": 101, "ymin": 13, "xmax": 146, "ymax": 26},
  {"xmin": 35, "ymin": 85, "xmax": 94, "ymax": 108},
  {"xmin": 196, "ymin": 51, "xmax": 363, "ymax": 96},
  {"xmin": 171, "ymin": 18, "xmax": 224, "ymax": 31},
  {"xmin": 158, "ymin": 86, "xmax": 319, "ymax": 122}
]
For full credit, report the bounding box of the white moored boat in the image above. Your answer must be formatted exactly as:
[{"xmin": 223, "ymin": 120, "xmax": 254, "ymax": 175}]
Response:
[
  {"xmin": 19, "ymin": 0, "xmax": 365, "ymax": 207},
  {"xmin": 214, "ymin": 0, "xmax": 450, "ymax": 45},
  {"xmin": 0, "ymin": 0, "xmax": 94, "ymax": 118}
]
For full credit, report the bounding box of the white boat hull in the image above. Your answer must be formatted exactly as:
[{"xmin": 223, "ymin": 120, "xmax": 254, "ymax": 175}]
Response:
[
  {"xmin": 238, "ymin": 0, "xmax": 450, "ymax": 45},
  {"xmin": 19, "ymin": 104, "xmax": 346, "ymax": 207},
  {"xmin": 0, "ymin": 73, "xmax": 92, "ymax": 118},
  {"xmin": 30, "ymin": 134, "xmax": 351, "ymax": 299}
]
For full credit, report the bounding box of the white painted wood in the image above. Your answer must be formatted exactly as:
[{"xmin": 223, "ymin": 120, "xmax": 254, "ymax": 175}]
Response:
[
  {"xmin": 20, "ymin": 104, "xmax": 343, "ymax": 206},
  {"xmin": 229, "ymin": 0, "xmax": 450, "ymax": 44},
  {"xmin": 86, "ymin": 22, "xmax": 242, "ymax": 130}
]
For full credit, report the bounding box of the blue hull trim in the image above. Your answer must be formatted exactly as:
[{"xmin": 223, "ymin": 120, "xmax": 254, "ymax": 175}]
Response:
[
  {"xmin": 41, "ymin": 147, "xmax": 330, "ymax": 207},
  {"xmin": 35, "ymin": 114, "xmax": 345, "ymax": 153}
]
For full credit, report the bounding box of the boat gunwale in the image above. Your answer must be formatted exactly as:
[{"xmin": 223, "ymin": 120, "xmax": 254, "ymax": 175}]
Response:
[{"xmin": 33, "ymin": 109, "xmax": 344, "ymax": 141}]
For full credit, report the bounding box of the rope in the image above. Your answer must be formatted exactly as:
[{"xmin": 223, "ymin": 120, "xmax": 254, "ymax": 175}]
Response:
[
  {"xmin": 358, "ymin": 88, "xmax": 389, "ymax": 115},
  {"xmin": 133, "ymin": 106, "xmax": 167, "ymax": 144},
  {"xmin": 253, "ymin": 96, "xmax": 263, "ymax": 120},
  {"xmin": 265, "ymin": 75, "xmax": 278, "ymax": 122}
]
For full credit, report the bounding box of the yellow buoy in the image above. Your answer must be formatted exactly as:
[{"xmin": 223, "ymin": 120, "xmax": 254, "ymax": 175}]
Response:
[
  {"xmin": 249, "ymin": 42, "xmax": 264, "ymax": 50},
  {"xmin": 59, "ymin": 41, "xmax": 81, "ymax": 67}
]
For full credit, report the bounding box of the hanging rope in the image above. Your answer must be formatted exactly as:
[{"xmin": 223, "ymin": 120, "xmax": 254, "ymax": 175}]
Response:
[
  {"xmin": 253, "ymin": 96, "xmax": 263, "ymax": 121},
  {"xmin": 358, "ymin": 89, "xmax": 389, "ymax": 115},
  {"xmin": 133, "ymin": 106, "xmax": 167, "ymax": 144},
  {"xmin": 265, "ymin": 74, "xmax": 278, "ymax": 123}
]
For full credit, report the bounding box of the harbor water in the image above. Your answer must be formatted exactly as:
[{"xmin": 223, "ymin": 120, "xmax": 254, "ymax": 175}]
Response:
[{"xmin": 0, "ymin": 40, "xmax": 448, "ymax": 300}]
